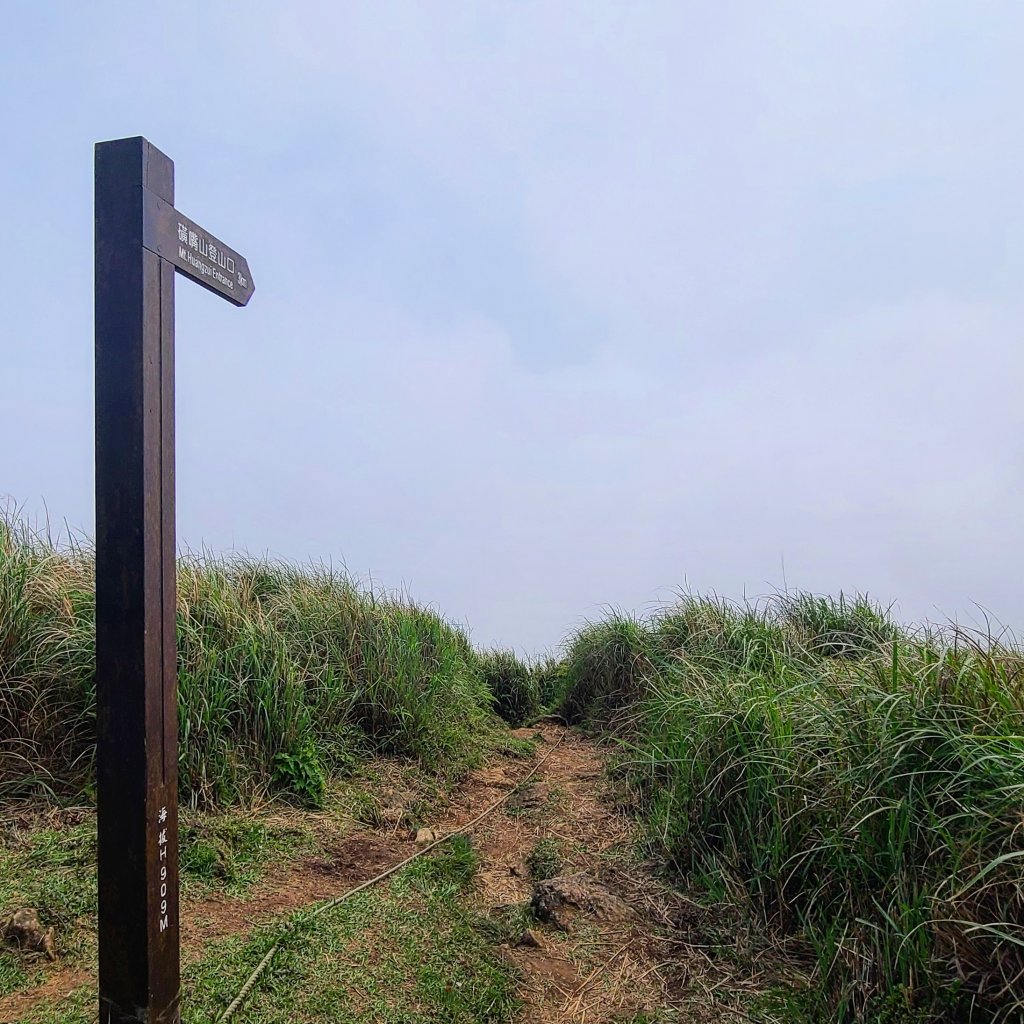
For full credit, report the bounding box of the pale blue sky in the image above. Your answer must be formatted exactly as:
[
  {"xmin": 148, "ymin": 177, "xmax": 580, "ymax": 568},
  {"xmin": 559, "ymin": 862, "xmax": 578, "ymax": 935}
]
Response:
[{"xmin": 3, "ymin": 3, "xmax": 1023, "ymax": 652}]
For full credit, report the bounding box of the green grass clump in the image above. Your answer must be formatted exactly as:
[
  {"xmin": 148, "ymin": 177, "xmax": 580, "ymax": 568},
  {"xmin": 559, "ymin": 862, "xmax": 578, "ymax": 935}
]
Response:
[
  {"xmin": 179, "ymin": 816, "xmax": 316, "ymax": 895},
  {"xmin": 493, "ymin": 735, "xmax": 537, "ymax": 759},
  {"xmin": 479, "ymin": 649, "xmax": 539, "ymax": 726},
  {"xmin": 185, "ymin": 841, "xmax": 513, "ymax": 1024},
  {"xmin": 531, "ymin": 654, "xmax": 570, "ymax": 712},
  {"xmin": 0, "ymin": 510, "xmax": 498, "ymax": 807},
  {"xmin": 0, "ymin": 806, "xmax": 316, "ymax": 999},
  {"xmin": 0, "ymin": 950, "xmax": 29, "ymax": 998},
  {"xmin": 780, "ymin": 592, "xmax": 897, "ymax": 660},
  {"xmin": 559, "ymin": 612, "xmax": 652, "ymax": 724},
  {"xmin": 555, "ymin": 595, "xmax": 1024, "ymax": 1022},
  {"xmin": 556, "ymin": 593, "xmax": 900, "ymax": 727},
  {"xmin": 525, "ymin": 837, "xmax": 563, "ymax": 881},
  {"xmin": 408, "ymin": 834, "xmax": 481, "ymax": 892}
]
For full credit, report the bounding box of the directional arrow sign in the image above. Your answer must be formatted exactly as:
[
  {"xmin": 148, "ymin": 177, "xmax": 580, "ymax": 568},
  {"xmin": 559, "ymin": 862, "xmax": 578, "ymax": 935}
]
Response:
[{"xmin": 142, "ymin": 188, "xmax": 255, "ymax": 306}]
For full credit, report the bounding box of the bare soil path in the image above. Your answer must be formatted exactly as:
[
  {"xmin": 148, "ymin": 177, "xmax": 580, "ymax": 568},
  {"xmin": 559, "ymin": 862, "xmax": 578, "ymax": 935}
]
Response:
[
  {"xmin": 1, "ymin": 725, "xmax": 771, "ymax": 1023},
  {"xmin": 455, "ymin": 724, "xmax": 768, "ymax": 1023},
  {"xmin": 446, "ymin": 723, "xmax": 675, "ymax": 1022}
]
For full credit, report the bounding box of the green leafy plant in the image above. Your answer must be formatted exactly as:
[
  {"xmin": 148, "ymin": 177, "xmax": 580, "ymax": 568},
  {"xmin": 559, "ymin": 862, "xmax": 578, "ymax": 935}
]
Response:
[{"xmin": 272, "ymin": 741, "xmax": 326, "ymax": 807}]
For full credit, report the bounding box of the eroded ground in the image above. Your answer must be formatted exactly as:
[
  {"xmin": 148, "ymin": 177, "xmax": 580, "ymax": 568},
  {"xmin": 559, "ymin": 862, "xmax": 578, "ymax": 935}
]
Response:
[{"xmin": 0, "ymin": 726, "xmax": 793, "ymax": 1023}]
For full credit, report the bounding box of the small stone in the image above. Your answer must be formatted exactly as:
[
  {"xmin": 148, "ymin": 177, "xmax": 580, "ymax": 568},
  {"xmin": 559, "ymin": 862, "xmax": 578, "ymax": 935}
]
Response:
[
  {"xmin": 517, "ymin": 928, "xmax": 543, "ymax": 948},
  {"xmin": 415, "ymin": 827, "xmax": 438, "ymax": 844},
  {"xmin": 1, "ymin": 908, "xmax": 56, "ymax": 961},
  {"xmin": 532, "ymin": 873, "xmax": 635, "ymax": 933}
]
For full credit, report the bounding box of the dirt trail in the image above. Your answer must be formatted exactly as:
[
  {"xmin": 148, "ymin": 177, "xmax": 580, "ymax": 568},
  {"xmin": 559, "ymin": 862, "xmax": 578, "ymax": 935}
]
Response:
[
  {"xmin": 1, "ymin": 725, "xmax": 765, "ymax": 1023},
  {"xmin": 456, "ymin": 723, "xmax": 707, "ymax": 1023}
]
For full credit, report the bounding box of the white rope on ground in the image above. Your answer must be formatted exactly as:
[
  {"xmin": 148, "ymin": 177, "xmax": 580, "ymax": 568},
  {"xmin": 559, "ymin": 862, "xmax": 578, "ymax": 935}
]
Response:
[{"xmin": 216, "ymin": 730, "xmax": 567, "ymax": 1023}]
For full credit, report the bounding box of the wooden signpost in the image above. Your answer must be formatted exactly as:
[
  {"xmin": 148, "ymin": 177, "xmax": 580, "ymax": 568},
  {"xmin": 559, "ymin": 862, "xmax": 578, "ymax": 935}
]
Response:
[{"xmin": 94, "ymin": 136, "xmax": 253, "ymax": 1023}]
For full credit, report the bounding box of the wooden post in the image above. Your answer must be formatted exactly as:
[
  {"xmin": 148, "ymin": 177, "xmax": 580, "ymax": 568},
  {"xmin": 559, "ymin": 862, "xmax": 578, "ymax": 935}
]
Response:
[
  {"xmin": 95, "ymin": 136, "xmax": 180, "ymax": 1023},
  {"xmin": 94, "ymin": 135, "xmax": 252, "ymax": 1021}
]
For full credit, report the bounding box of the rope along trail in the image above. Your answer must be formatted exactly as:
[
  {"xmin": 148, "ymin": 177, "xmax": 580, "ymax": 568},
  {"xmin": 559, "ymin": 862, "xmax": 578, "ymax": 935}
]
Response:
[{"xmin": 216, "ymin": 732, "xmax": 567, "ymax": 1023}]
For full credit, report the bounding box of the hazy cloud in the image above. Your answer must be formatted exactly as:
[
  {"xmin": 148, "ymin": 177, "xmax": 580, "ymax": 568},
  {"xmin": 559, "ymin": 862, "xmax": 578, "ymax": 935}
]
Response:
[{"xmin": 2, "ymin": 2, "xmax": 1022, "ymax": 651}]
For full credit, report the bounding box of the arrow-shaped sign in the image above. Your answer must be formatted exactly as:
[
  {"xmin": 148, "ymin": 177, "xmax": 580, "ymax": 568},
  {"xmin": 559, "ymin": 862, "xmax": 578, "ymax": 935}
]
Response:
[{"xmin": 142, "ymin": 188, "xmax": 255, "ymax": 306}]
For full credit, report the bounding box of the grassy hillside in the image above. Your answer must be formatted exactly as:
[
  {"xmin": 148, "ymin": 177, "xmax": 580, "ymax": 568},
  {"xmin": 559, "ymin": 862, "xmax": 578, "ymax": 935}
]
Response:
[
  {"xmin": 5, "ymin": 506, "xmax": 1024, "ymax": 1021},
  {"xmin": 554, "ymin": 595, "xmax": 1024, "ymax": 1022},
  {"xmin": 0, "ymin": 512, "xmax": 516, "ymax": 807}
]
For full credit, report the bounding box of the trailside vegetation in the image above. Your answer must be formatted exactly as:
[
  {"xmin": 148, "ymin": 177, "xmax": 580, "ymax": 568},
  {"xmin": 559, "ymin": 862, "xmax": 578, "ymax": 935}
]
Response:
[
  {"xmin": 6, "ymin": 503, "xmax": 1024, "ymax": 1021},
  {"xmin": 554, "ymin": 594, "xmax": 1024, "ymax": 1022},
  {"xmin": 0, "ymin": 511, "xmax": 502, "ymax": 808},
  {"xmin": 478, "ymin": 649, "xmax": 540, "ymax": 727}
]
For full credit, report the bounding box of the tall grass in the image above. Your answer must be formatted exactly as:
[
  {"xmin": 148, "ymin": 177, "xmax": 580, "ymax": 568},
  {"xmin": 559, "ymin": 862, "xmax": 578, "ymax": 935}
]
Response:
[
  {"xmin": 557, "ymin": 595, "xmax": 1024, "ymax": 1022},
  {"xmin": 479, "ymin": 649, "xmax": 539, "ymax": 726},
  {"xmin": 0, "ymin": 511, "xmax": 499, "ymax": 807}
]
